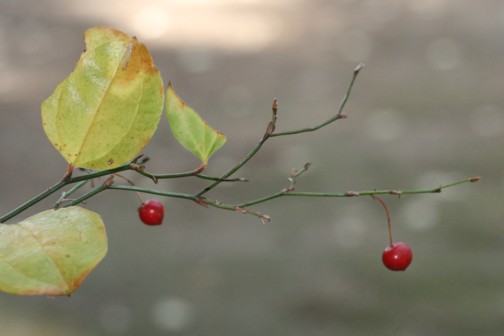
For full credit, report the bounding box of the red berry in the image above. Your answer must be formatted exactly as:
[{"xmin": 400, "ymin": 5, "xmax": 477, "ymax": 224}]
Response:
[
  {"xmin": 138, "ymin": 200, "xmax": 164, "ymax": 226},
  {"xmin": 382, "ymin": 242, "xmax": 413, "ymax": 271}
]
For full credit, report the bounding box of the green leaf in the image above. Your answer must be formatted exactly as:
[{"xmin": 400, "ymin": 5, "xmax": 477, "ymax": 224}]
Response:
[
  {"xmin": 41, "ymin": 26, "xmax": 164, "ymax": 170},
  {"xmin": 165, "ymin": 83, "xmax": 227, "ymax": 166},
  {"xmin": 0, "ymin": 207, "xmax": 107, "ymax": 296}
]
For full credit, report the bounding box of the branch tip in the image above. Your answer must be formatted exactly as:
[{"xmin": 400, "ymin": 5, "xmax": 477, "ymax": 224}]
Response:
[
  {"xmin": 272, "ymin": 98, "xmax": 278, "ymax": 113},
  {"xmin": 131, "ymin": 154, "xmax": 142, "ymax": 163},
  {"xmin": 128, "ymin": 154, "xmax": 149, "ymax": 165},
  {"xmin": 469, "ymin": 176, "xmax": 481, "ymax": 182},
  {"xmin": 260, "ymin": 215, "xmax": 271, "ymax": 224},
  {"xmin": 354, "ymin": 63, "xmax": 365, "ymax": 73}
]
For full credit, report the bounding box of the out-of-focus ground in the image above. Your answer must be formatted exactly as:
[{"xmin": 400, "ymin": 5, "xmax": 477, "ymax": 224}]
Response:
[{"xmin": 1, "ymin": 0, "xmax": 503, "ymax": 335}]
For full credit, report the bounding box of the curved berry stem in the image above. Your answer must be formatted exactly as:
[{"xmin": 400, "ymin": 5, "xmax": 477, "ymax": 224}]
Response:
[{"xmin": 371, "ymin": 195, "xmax": 393, "ymax": 246}]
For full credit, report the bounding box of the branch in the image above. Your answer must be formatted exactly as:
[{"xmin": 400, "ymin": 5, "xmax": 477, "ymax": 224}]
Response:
[
  {"xmin": 271, "ymin": 63, "xmax": 364, "ymax": 137},
  {"xmin": 194, "ymin": 176, "xmax": 479, "ymax": 225},
  {"xmin": 58, "ymin": 163, "xmax": 480, "ymax": 223},
  {"xmin": 193, "ymin": 98, "xmax": 279, "ymax": 198},
  {"xmin": 54, "ymin": 180, "xmax": 88, "ymax": 209},
  {"xmin": 192, "ymin": 64, "xmax": 363, "ymax": 199},
  {"xmin": 0, "ymin": 179, "xmax": 67, "ymax": 223},
  {"xmin": 97, "ymin": 176, "xmax": 480, "ymax": 224},
  {"xmin": 199, "ymin": 198, "xmax": 271, "ymax": 224},
  {"xmin": 131, "ymin": 165, "xmax": 248, "ymax": 183},
  {"xmin": 239, "ymin": 176, "xmax": 480, "ymax": 207},
  {"xmin": 193, "ymin": 66, "xmax": 363, "ymax": 198},
  {"xmin": 107, "ymin": 185, "xmax": 197, "ymax": 201},
  {"xmin": 1, "ymin": 63, "xmax": 480, "ymax": 228},
  {"xmin": 0, "ymin": 160, "xmax": 134, "ymax": 223}
]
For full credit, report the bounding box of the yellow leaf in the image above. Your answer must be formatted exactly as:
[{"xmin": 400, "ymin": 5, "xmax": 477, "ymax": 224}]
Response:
[
  {"xmin": 0, "ymin": 207, "xmax": 107, "ymax": 296},
  {"xmin": 41, "ymin": 26, "xmax": 164, "ymax": 169}
]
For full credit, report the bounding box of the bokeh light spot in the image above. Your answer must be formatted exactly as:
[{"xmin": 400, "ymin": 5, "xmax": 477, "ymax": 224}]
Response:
[
  {"xmin": 133, "ymin": 5, "xmax": 170, "ymax": 40},
  {"xmin": 425, "ymin": 38, "xmax": 462, "ymax": 70},
  {"xmin": 152, "ymin": 297, "xmax": 195, "ymax": 332}
]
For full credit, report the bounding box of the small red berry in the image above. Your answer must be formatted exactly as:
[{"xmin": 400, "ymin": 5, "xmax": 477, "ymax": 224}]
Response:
[
  {"xmin": 138, "ymin": 200, "xmax": 164, "ymax": 226},
  {"xmin": 382, "ymin": 242, "xmax": 413, "ymax": 271}
]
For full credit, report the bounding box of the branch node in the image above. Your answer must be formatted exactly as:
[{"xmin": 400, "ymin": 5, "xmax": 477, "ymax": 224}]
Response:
[
  {"xmin": 345, "ymin": 191, "xmax": 360, "ymax": 197},
  {"xmin": 235, "ymin": 206, "xmax": 247, "ymax": 214},
  {"xmin": 265, "ymin": 121, "xmax": 275, "ymax": 137},
  {"xmin": 103, "ymin": 175, "xmax": 115, "ymax": 187},
  {"xmin": 193, "ymin": 164, "xmax": 207, "ymax": 175},
  {"xmin": 194, "ymin": 198, "xmax": 209, "ymax": 208},
  {"xmin": 129, "ymin": 163, "xmax": 144, "ymax": 171}
]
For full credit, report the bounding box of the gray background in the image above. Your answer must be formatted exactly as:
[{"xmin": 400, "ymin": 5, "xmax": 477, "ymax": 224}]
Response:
[{"xmin": 0, "ymin": 0, "xmax": 503, "ymax": 335}]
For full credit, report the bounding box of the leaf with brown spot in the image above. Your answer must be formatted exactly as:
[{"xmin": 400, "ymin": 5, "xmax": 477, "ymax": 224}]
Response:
[
  {"xmin": 0, "ymin": 207, "xmax": 107, "ymax": 296},
  {"xmin": 41, "ymin": 26, "xmax": 164, "ymax": 169}
]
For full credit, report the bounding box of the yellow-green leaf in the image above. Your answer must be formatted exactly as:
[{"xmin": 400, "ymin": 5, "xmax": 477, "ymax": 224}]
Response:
[
  {"xmin": 166, "ymin": 83, "xmax": 226, "ymax": 166},
  {"xmin": 0, "ymin": 207, "xmax": 107, "ymax": 296},
  {"xmin": 41, "ymin": 26, "xmax": 164, "ymax": 169}
]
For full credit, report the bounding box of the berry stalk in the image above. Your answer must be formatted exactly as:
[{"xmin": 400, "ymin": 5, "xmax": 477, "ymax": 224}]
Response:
[{"xmin": 371, "ymin": 195, "xmax": 393, "ymax": 246}]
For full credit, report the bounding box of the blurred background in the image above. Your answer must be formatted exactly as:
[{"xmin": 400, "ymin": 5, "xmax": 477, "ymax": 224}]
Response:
[{"xmin": 0, "ymin": 0, "xmax": 503, "ymax": 335}]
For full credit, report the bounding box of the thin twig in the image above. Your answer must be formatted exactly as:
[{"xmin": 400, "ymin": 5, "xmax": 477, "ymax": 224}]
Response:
[
  {"xmin": 271, "ymin": 63, "xmax": 364, "ymax": 137},
  {"xmin": 107, "ymin": 185, "xmax": 197, "ymax": 201},
  {"xmin": 64, "ymin": 183, "xmax": 109, "ymax": 207},
  {"xmin": 202, "ymin": 198, "xmax": 271, "ymax": 224},
  {"xmin": 237, "ymin": 176, "xmax": 480, "ymax": 208},
  {"xmin": 132, "ymin": 166, "xmax": 247, "ymax": 182},
  {"xmin": 193, "ymin": 99, "xmax": 279, "ymax": 198},
  {"xmin": 283, "ymin": 162, "xmax": 312, "ymax": 192},
  {"xmin": 195, "ymin": 176, "xmax": 478, "ymax": 223},
  {"xmin": 54, "ymin": 180, "xmax": 88, "ymax": 209},
  {"xmin": 0, "ymin": 179, "xmax": 67, "ymax": 223},
  {"xmin": 0, "ymin": 160, "xmax": 133, "ymax": 223}
]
